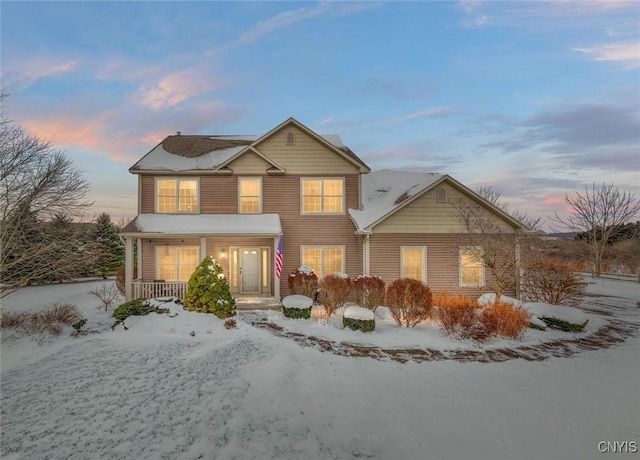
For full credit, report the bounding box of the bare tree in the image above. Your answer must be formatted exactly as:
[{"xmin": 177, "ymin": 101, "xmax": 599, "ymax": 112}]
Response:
[
  {"xmin": 452, "ymin": 197, "xmax": 520, "ymax": 302},
  {"xmin": 550, "ymin": 183, "xmax": 640, "ymax": 277},
  {"xmin": 1, "ymin": 91, "xmax": 92, "ymax": 294},
  {"xmin": 476, "ymin": 186, "xmax": 542, "ymax": 231}
]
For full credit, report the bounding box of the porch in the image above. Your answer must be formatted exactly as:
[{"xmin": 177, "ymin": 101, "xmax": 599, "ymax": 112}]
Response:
[{"xmin": 131, "ymin": 280, "xmax": 281, "ymax": 310}]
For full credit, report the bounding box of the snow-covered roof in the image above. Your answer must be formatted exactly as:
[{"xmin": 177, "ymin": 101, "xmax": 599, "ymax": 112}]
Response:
[
  {"xmin": 122, "ymin": 213, "xmax": 282, "ymax": 236},
  {"xmin": 349, "ymin": 169, "xmax": 444, "ymax": 231},
  {"xmin": 130, "ymin": 132, "xmax": 355, "ymax": 172}
]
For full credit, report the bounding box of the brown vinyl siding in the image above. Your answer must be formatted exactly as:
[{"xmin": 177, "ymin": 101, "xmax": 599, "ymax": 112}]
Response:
[
  {"xmin": 263, "ymin": 174, "xmax": 361, "ymax": 295},
  {"xmin": 369, "ymin": 233, "xmax": 517, "ymax": 298}
]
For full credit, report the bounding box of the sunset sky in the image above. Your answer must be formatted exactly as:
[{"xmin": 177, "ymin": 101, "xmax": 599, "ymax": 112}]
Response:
[{"xmin": 2, "ymin": 1, "xmax": 639, "ymax": 229}]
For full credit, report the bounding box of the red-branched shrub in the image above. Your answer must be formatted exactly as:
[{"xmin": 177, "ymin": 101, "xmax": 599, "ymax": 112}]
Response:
[
  {"xmin": 479, "ymin": 301, "xmax": 530, "ymax": 340},
  {"xmin": 352, "ymin": 275, "xmax": 386, "ymax": 312},
  {"xmin": 287, "ymin": 266, "xmax": 318, "ymax": 298},
  {"xmin": 318, "ymin": 274, "xmax": 351, "ymax": 317},
  {"xmin": 433, "ymin": 293, "xmax": 479, "ymax": 337},
  {"xmin": 37, "ymin": 304, "xmax": 83, "ymax": 325},
  {"xmin": 385, "ymin": 278, "xmax": 432, "ymax": 327},
  {"xmin": 521, "ymin": 259, "xmax": 587, "ymax": 307}
]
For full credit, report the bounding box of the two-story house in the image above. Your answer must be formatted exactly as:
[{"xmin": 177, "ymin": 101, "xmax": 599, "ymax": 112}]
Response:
[{"xmin": 121, "ymin": 118, "xmax": 524, "ymax": 303}]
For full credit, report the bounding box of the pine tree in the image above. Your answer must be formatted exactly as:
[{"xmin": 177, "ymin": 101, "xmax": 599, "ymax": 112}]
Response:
[
  {"xmin": 92, "ymin": 213, "xmax": 125, "ymax": 279},
  {"xmin": 183, "ymin": 256, "xmax": 236, "ymax": 318}
]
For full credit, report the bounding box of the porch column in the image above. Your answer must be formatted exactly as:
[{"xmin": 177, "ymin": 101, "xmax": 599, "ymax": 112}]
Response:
[
  {"xmin": 273, "ymin": 236, "xmax": 281, "ymax": 302},
  {"xmin": 363, "ymin": 234, "xmax": 370, "ymax": 275},
  {"xmin": 200, "ymin": 237, "xmax": 207, "ymax": 260},
  {"xmin": 136, "ymin": 238, "xmax": 142, "ymax": 280},
  {"xmin": 125, "ymin": 236, "xmax": 134, "ymax": 301}
]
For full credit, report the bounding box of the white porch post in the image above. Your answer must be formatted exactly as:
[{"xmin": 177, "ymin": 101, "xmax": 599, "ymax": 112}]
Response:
[
  {"xmin": 200, "ymin": 237, "xmax": 207, "ymax": 260},
  {"xmin": 274, "ymin": 236, "xmax": 281, "ymax": 302},
  {"xmin": 363, "ymin": 234, "xmax": 370, "ymax": 275},
  {"xmin": 125, "ymin": 237, "xmax": 134, "ymax": 301},
  {"xmin": 136, "ymin": 238, "xmax": 142, "ymax": 280}
]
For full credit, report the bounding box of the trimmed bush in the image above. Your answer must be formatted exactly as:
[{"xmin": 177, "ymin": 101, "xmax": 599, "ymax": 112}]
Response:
[
  {"xmin": 183, "ymin": 256, "xmax": 236, "ymax": 318},
  {"xmin": 352, "ymin": 275, "xmax": 385, "ymax": 312},
  {"xmin": 343, "ymin": 306, "xmax": 375, "ymax": 332},
  {"xmin": 318, "ymin": 273, "xmax": 351, "ymax": 317},
  {"xmin": 521, "ymin": 259, "xmax": 587, "ymax": 307},
  {"xmin": 480, "ymin": 301, "xmax": 531, "ymax": 340},
  {"xmin": 282, "ymin": 295, "xmax": 313, "ymax": 319},
  {"xmin": 112, "ymin": 298, "xmax": 169, "ymax": 329},
  {"xmin": 287, "ymin": 266, "xmax": 318, "ymax": 298},
  {"xmin": 385, "ymin": 278, "xmax": 432, "ymax": 327},
  {"xmin": 434, "ymin": 293, "xmax": 480, "ymax": 338}
]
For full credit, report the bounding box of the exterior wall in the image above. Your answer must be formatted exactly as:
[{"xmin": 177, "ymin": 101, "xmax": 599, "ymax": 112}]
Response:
[
  {"xmin": 374, "ymin": 183, "xmax": 515, "ymax": 234},
  {"xmin": 226, "ymin": 151, "xmax": 272, "ymax": 174},
  {"xmin": 256, "ymin": 126, "xmax": 360, "ymax": 174},
  {"xmin": 368, "ymin": 233, "xmax": 517, "ymax": 298},
  {"xmin": 263, "ymin": 174, "xmax": 362, "ymax": 296}
]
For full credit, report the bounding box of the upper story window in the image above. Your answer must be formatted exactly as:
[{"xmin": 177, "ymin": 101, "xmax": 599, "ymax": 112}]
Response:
[
  {"xmin": 239, "ymin": 177, "xmax": 262, "ymax": 214},
  {"xmin": 301, "ymin": 178, "xmax": 344, "ymax": 214},
  {"xmin": 459, "ymin": 247, "xmax": 484, "ymax": 287},
  {"xmin": 286, "ymin": 131, "xmax": 295, "ymax": 145},
  {"xmin": 156, "ymin": 178, "xmax": 198, "ymax": 213}
]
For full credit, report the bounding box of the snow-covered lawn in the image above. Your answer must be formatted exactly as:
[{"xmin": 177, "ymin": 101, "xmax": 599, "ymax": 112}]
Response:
[{"xmin": 1, "ymin": 278, "xmax": 639, "ymax": 459}]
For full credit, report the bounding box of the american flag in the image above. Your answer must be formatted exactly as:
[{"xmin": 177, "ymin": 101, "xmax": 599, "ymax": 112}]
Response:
[{"xmin": 275, "ymin": 235, "xmax": 283, "ymax": 279}]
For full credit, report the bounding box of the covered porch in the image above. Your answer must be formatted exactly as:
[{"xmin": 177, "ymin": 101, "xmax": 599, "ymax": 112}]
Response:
[{"xmin": 121, "ymin": 213, "xmax": 283, "ymax": 303}]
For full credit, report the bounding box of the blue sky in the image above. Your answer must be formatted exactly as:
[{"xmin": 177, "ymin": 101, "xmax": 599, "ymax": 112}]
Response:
[{"xmin": 2, "ymin": 1, "xmax": 639, "ymax": 229}]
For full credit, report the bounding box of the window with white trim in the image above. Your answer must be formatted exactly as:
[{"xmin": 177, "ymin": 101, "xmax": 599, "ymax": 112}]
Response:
[
  {"xmin": 459, "ymin": 247, "xmax": 484, "ymax": 287},
  {"xmin": 301, "ymin": 178, "xmax": 344, "ymax": 214},
  {"xmin": 156, "ymin": 178, "xmax": 198, "ymax": 213},
  {"xmin": 239, "ymin": 177, "xmax": 262, "ymax": 213},
  {"xmin": 301, "ymin": 246, "xmax": 345, "ymax": 278},
  {"xmin": 401, "ymin": 246, "xmax": 427, "ymax": 282},
  {"xmin": 156, "ymin": 246, "xmax": 199, "ymax": 281}
]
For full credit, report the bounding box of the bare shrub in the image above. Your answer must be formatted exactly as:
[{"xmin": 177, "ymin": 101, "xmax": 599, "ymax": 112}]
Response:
[
  {"xmin": 38, "ymin": 303, "xmax": 83, "ymax": 325},
  {"xmin": 0, "ymin": 310, "xmax": 30, "ymax": 329},
  {"xmin": 89, "ymin": 283, "xmax": 120, "ymax": 311},
  {"xmin": 224, "ymin": 318, "xmax": 237, "ymax": 330},
  {"xmin": 287, "ymin": 266, "xmax": 318, "ymax": 298},
  {"xmin": 352, "ymin": 275, "xmax": 385, "ymax": 312},
  {"xmin": 318, "ymin": 274, "xmax": 351, "ymax": 317},
  {"xmin": 480, "ymin": 301, "xmax": 530, "ymax": 340},
  {"xmin": 521, "ymin": 259, "xmax": 587, "ymax": 307},
  {"xmin": 385, "ymin": 278, "xmax": 432, "ymax": 327},
  {"xmin": 433, "ymin": 293, "xmax": 479, "ymax": 337}
]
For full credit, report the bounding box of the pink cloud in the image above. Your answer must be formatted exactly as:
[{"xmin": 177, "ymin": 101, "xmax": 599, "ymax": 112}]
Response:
[
  {"xmin": 574, "ymin": 41, "xmax": 640, "ymax": 68},
  {"xmin": 543, "ymin": 196, "xmax": 566, "ymax": 205},
  {"xmin": 138, "ymin": 66, "xmax": 226, "ymax": 110},
  {"xmin": 4, "ymin": 57, "xmax": 80, "ymax": 89}
]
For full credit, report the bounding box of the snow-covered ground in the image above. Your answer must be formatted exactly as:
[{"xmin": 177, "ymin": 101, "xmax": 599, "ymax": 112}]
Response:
[{"xmin": 1, "ymin": 278, "xmax": 639, "ymax": 459}]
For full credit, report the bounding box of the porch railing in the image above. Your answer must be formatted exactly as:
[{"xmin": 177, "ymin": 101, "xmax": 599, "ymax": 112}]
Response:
[{"xmin": 133, "ymin": 281, "xmax": 188, "ymax": 300}]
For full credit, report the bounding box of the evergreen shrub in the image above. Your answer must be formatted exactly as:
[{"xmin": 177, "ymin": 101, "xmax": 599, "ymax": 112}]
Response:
[{"xmin": 183, "ymin": 256, "xmax": 236, "ymax": 318}]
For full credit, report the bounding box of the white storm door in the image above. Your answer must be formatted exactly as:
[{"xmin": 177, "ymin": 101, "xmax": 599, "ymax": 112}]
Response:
[{"xmin": 241, "ymin": 249, "xmax": 260, "ymax": 293}]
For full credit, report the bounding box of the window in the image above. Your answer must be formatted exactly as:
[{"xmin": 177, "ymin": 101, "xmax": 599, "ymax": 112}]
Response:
[
  {"xmin": 437, "ymin": 188, "xmax": 447, "ymax": 203},
  {"xmin": 286, "ymin": 131, "xmax": 295, "ymax": 145},
  {"xmin": 156, "ymin": 246, "xmax": 199, "ymax": 281},
  {"xmin": 301, "ymin": 178, "xmax": 344, "ymax": 214},
  {"xmin": 301, "ymin": 246, "xmax": 345, "ymax": 278},
  {"xmin": 459, "ymin": 247, "xmax": 484, "ymax": 287},
  {"xmin": 156, "ymin": 178, "xmax": 198, "ymax": 213},
  {"xmin": 239, "ymin": 177, "xmax": 262, "ymax": 213},
  {"xmin": 401, "ymin": 246, "xmax": 427, "ymax": 282}
]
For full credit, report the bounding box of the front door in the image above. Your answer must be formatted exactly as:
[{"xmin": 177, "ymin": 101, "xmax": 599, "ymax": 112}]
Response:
[{"xmin": 241, "ymin": 249, "xmax": 260, "ymax": 293}]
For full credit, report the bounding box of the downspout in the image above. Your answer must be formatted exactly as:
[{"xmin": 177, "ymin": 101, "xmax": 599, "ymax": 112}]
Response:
[{"xmin": 363, "ymin": 233, "xmax": 370, "ymax": 276}]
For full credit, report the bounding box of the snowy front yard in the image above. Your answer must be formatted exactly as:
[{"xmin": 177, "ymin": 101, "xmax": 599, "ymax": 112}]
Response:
[{"xmin": 1, "ymin": 278, "xmax": 639, "ymax": 459}]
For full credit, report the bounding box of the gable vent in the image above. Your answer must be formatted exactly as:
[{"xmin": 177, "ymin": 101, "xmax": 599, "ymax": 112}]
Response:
[{"xmin": 285, "ymin": 131, "xmax": 295, "ymax": 145}]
